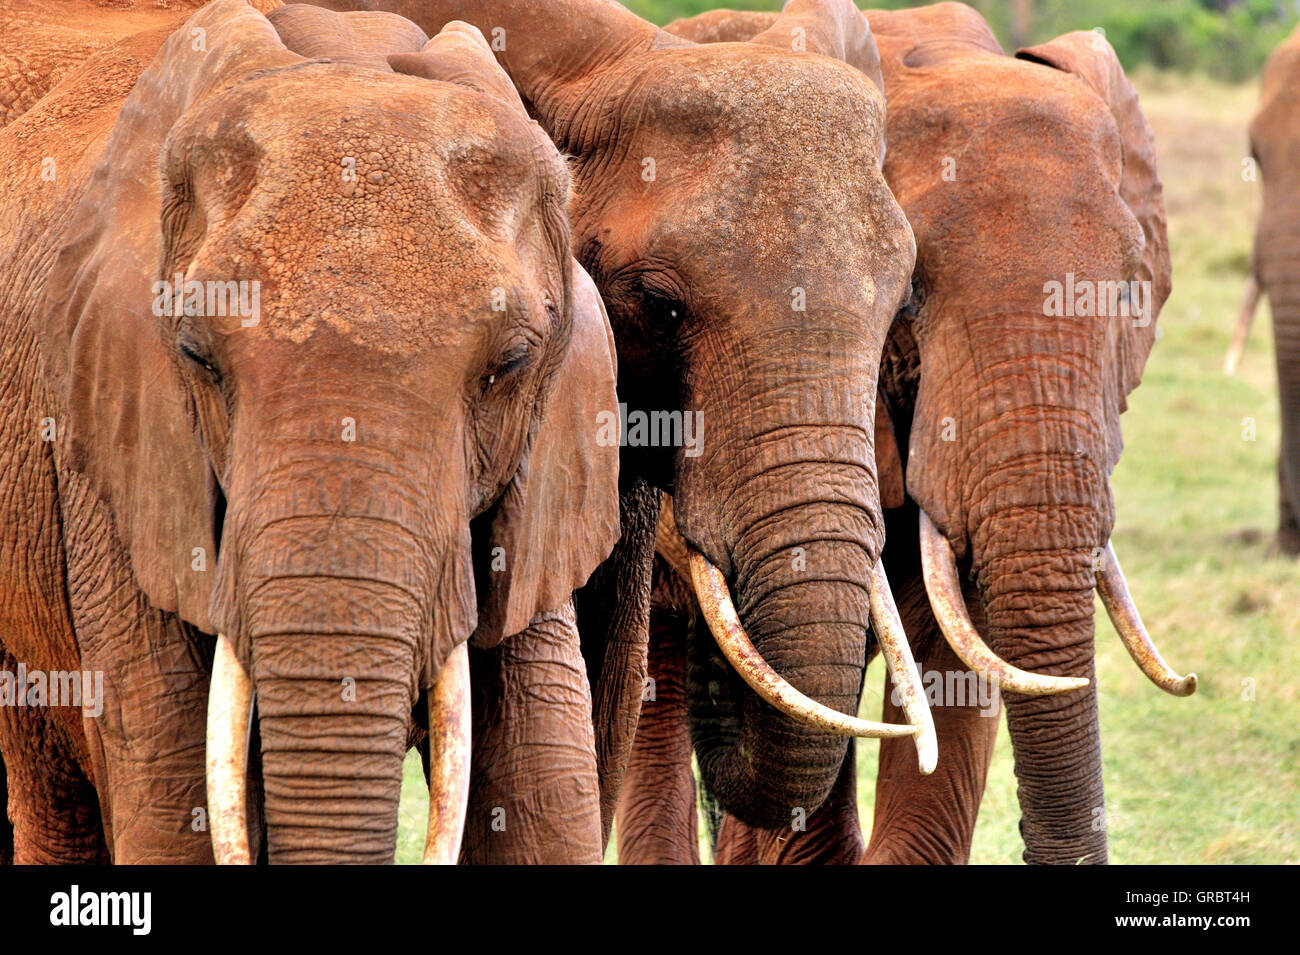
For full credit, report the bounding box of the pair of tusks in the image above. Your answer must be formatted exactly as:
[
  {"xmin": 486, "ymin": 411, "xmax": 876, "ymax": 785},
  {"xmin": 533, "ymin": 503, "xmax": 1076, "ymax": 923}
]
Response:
[
  {"xmin": 1224, "ymin": 275, "xmax": 1260, "ymax": 376},
  {"xmin": 688, "ymin": 550, "xmax": 939, "ymax": 775},
  {"xmin": 918, "ymin": 510, "xmax": 1196, "ymax": 697},
  {"xmin": 685, "ymin": 510, "xmax": 1195, "ymax": 777},
  {"xmin": 205, "ymin": 637, "xmax": 472, "ymax": 865}
]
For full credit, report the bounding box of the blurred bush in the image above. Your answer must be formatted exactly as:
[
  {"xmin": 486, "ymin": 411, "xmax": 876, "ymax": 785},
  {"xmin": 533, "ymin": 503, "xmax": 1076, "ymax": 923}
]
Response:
[{"xmin": 622, "ymin": 0, "xmax": 1299, "ymax": 81}]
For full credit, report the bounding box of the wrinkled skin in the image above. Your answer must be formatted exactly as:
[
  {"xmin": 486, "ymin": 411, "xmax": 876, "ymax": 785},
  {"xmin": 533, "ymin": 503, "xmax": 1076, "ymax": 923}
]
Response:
[
  {"xmin": 313, "ymin": 0, "xmax": 917, "ymax": 833},
  {"xmin": 614, "ymin": 499, "xmax": 699, "ymax": 864},
  {"xmin": 627, "ymin": 2, "xmax": 1170, "ymax": 865},
  {"xmin": 0, "ymin": 0, "xmax": 228, "ymax": 128},
  {"xmin": 0, "ymin": 0, "xmax": 620, "ymax": 863},
  {"xmin": 1244, "ymin": 24, "xmax": 1300, "ymax": 556}
]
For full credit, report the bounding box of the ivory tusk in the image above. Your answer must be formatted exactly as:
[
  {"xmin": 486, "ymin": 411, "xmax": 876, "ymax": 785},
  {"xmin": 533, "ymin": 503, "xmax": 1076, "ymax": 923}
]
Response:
[
  {"xmin": 207, "ymin": 634, "xmax": 253, "ymax": 865},
  {"xmin": 918, "ymin": 510, "xmax": 1090, "ymax": 696},
  {"xmin": 1224, "ymin": 275, "xmax": 1260, "ymax": 376},
  {"xmin": 687, "ymin": 548, "xmax": 917, "ymax": 739},
  {"xmin": 1096, "ymin": 543, "xmax": 1197, "ymax": 697},
  {"xmin": 869, "ymin": 559, "xmax": 938, "ymax": 774},
  {"xmin": 423, "ymin": 641, "xmax": 472, "ymax": 864}
]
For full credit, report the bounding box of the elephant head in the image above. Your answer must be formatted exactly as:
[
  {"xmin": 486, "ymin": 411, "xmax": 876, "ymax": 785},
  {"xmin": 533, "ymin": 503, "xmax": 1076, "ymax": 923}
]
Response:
[
  {"xmin": 1229, "ymin": 24, "xmax": 1300, "ymax": 555},
  {"xmin": 308, "ymin": 0, "xmax": 930, "ymax": 828},
  {"xmin": 41, "ymin": 1, "xmax": 619, "ymax": 863}
]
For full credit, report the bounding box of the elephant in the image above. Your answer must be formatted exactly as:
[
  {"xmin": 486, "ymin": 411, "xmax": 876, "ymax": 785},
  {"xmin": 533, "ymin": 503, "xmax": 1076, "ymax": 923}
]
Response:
[
  {"xmin": 308, "ymin": 0, "xmax": 939, "ymax": 838},
  {"xmin": 0, "ymin": 0, "xmax": 623, "ymax": 864},
  {"xmin": 1226, "ymin": 23, "xmax": 1300, "ymax": 557},
  {"xmin": 618, "ymin": 1, "xmax": 1197, "ymax": 865}
]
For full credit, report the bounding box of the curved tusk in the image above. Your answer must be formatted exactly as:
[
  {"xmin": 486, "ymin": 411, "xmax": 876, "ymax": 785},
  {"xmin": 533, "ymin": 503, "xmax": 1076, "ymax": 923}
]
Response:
[
  {"xmin": 687, "ymin": 548, "xmax": 917, "ymax": 739},
  {"xmin": 918, "ymin": 510, "xmax": 1090, "ymax": 696},
  {"xmin": 423, "ymin": 641, "xmax": 472, "ymax": 865},
  {"xmin": 1096, "ymin": 543, "xmax": 1197, "ymax": 697},
  {"xmin": 869, "ymin": 559, "xmax": 938, "ymax": 773},
  {"xmin": 1224, "ymin": 275, "xmax": 1260, "ymax": 376},
  {"xmin": 207, "ymin": 634, "xmax": 253, "ymax": 865}
]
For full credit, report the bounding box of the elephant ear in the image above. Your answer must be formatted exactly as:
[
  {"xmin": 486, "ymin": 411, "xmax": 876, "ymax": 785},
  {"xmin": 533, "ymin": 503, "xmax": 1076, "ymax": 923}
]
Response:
[
  {"xmin": 1016, "ymin": 32, "xmax": 1171, "ymax": 428},
  {"xmin": 39, "ymin": 1, "xmax": 302, "ymax": 634},
  {"xmin": 268, "ymin": 3, "xmax": 426, "ymax": 69},
  {"xmin": 388, "ymin": 20, "xmax": 527, "ymax": 112},
  {"xmin": 471, "ymin": 262, "xmax": 621, "ymax": 647},
  {"xmin": 752, "ymin": 0, "xmax": 883, "ymax": 92}
]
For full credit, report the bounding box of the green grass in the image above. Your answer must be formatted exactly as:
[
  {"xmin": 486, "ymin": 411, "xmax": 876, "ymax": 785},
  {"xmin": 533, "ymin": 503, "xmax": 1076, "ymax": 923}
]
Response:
[
  {"xmin": 397, "ymin": 72, "xmax": 1300, "ymax": 864},
  {"xmin": 397, "ymin": 750, "xmax": 428, "ymax": 864}
]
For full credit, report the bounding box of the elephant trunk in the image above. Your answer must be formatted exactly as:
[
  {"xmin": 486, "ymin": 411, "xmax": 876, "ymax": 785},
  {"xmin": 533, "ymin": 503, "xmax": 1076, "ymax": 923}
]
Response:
[
  {"xmin": 677, "ymin": 323, "xmax": 894, "ymax": 829},
  {"xmin": 241, "ymin": 517, "xmax": 425, "ymax": 865},
  {"xmin": 969, "ymin": 443, "xmax": 1109, "ymax": 864},
  {"xmin": 689, "ymin": 496, "xmax": 875, "ymax": 829}
]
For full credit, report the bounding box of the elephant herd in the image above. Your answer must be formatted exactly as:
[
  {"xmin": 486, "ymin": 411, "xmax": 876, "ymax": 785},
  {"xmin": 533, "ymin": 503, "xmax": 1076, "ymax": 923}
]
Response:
[{"xmin": 2, "ymin": 0, "xmax": 1282, "ymax": 866}]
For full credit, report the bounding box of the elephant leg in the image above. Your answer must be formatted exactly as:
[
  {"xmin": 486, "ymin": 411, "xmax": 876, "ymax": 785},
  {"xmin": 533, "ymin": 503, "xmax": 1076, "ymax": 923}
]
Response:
[
  {"xmin": 0, "ymin": 647, "xmax": 107, "ymax": 864},
  {"xmin": 864, "ymin": 582, "xmax": 999, "ymax": 864},
  {"xmin": 1278, "ymin": 458, "xmax": 1300, "ymax": 555},
  {"xmin": 713, "ymin": 812, "xmax": 759, "ymax": 864},
  {"xmin": 615, "ymin": 559, "xmax": 699, "ymax": 864},
  {"xmin": 714, "ymin": 740, "xmax": 864, "ymax": 864},
  {"xmin": 61, "ymin": 480, "xmax": 214, "ymax": 864},
  {"xmin": 460, "ymin": 600, "xmax": 602, "ymax": 864},
  {"xmin": 75, "ymin": 616, "xmax": 214, "ymax": 864},
  {"xmin": 575, "ymin": 478, "xmax": 660, "ymax": 847},
  {"xmin": 0, "ymin": 330, "xmax": 105, "ymax": 861},
  {"xmin": 1274, "ymin": 300, "xmax": 1300, "ymax": 556}
]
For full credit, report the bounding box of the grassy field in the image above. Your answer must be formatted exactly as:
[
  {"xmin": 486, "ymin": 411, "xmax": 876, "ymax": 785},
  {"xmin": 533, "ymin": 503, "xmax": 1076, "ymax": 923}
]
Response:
[{"xmin": 396, "ymin": 71, "xmax": 1300, "ymax": 865}]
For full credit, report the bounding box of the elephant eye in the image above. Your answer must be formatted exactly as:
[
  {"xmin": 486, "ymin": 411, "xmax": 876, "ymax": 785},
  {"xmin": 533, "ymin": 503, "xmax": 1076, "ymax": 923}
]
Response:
[
  {"xmin": 179, "ymin": 339, "xmax": 220, "ymax": 379},
  {"xmin": 642, "ymin": 288, "xmax": 686, "ymax": 335},
  {"xmin": 481, "ymin": 345, "xmax": 530, "ymax": 391}
]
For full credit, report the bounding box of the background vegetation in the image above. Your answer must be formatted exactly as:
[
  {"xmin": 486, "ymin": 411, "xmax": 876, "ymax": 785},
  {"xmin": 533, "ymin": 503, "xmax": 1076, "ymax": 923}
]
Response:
[
  {"xmin": 623, "ymin": 0, "xmax": 1298, "ymax": 81},
  {"xmin": 396, "ymin": 4, "xmax": 1300, "ymax": 864}
]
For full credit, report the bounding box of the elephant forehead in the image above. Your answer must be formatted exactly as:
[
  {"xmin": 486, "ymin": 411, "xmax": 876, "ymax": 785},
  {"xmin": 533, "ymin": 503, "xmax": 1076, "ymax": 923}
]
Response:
[
  {"xmin": 211, "ymin": 196, "xmax": 553, "ymax": 352},
  {"xmin": 885, "ymin": 64, "xmax": 1121, "ymax": 211},
  {"xmin": 217, "ymin": 66, "xmax": 561, "ymax": 208},
  {"xmin": 597, "ymin": 50, "xmax": 899, "ymax": 263},
  {"xmin": 181, "ymin": 72, "xmax": 564, "ymax": 350},
  {"xmin": 887, "ymin": 55, "xmax": 1116, "ymax": 150},
  {"xmin": 619, "ymin": 46, "xmax": 885, "ymax": 152}
]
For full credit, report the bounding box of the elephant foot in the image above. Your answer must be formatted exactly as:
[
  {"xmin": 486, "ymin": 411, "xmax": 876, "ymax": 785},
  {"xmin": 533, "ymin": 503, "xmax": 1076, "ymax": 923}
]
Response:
[{"xmin": 1273, "ymin": 528, "xmax": 1300, "ymax": 557}]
